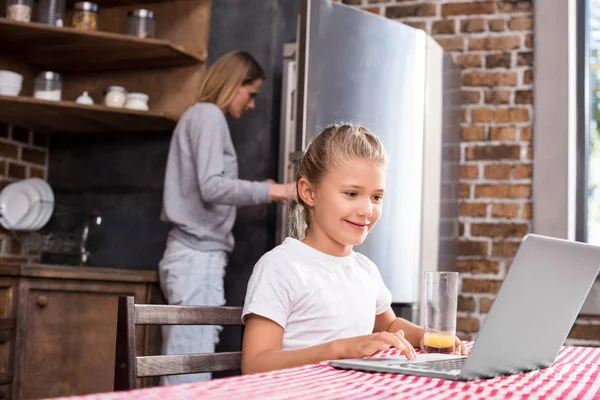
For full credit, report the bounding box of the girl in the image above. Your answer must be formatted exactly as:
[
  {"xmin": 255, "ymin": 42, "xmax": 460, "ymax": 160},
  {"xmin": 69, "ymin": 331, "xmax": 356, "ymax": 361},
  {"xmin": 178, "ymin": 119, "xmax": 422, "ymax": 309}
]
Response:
[
  {"xmin": 159, "ymin": 50, "xmax": 295, "ymax": 384},
  {"xmin": 241, "ymin": 124, "xmax": 467, "ymax": 374}
]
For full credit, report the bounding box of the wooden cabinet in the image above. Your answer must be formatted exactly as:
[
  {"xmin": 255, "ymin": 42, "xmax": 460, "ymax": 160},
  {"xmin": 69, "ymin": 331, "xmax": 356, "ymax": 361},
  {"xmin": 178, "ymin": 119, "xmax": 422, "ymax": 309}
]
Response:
[{"xmin": 0, "ymin": 263, "xmax": 161, "ymax": 400}]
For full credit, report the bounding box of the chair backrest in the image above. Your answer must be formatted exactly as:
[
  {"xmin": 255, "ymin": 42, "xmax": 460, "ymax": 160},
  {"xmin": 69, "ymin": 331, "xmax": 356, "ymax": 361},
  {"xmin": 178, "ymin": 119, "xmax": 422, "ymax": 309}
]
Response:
[{"xmin": 114, "ymin": 296, "xmax": 243, "ymax": 391}]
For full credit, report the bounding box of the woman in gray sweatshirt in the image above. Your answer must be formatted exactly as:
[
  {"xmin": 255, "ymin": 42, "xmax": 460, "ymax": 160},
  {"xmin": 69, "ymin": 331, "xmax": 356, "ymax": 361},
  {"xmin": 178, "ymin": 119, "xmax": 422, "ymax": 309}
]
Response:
[{"xmin": 159, "ymin": 50, "xmax": 295, "ymax": 385}]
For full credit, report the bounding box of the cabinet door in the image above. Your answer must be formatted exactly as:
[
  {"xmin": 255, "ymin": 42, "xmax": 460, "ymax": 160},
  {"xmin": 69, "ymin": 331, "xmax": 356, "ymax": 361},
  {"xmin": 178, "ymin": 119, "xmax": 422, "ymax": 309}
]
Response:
[{"xmin": 20, "ymin": 287, "xmax": 147, "ymax": 399}]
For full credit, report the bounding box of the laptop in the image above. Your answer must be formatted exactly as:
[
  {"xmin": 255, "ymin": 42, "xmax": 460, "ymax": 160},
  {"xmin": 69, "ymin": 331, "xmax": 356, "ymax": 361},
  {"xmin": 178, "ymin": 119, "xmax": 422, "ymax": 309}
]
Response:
[{"xmin": 330, "ymin": 234, "xmax": 600, "ymax": 380}]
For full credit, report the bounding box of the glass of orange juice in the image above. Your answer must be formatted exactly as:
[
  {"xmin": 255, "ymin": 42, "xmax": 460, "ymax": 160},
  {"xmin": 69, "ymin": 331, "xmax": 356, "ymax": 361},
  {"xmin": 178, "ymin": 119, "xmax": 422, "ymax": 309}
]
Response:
[{"xmin": 423, "ymin": 271, "xmax": 458, "ymax": 354}]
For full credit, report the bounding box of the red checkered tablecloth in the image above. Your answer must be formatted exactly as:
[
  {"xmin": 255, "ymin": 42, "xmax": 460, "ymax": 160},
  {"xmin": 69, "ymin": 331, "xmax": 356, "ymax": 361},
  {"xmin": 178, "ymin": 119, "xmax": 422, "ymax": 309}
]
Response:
[{"xmin": 46, "ymin": 345, "xmax": 600, "ymax": 400}]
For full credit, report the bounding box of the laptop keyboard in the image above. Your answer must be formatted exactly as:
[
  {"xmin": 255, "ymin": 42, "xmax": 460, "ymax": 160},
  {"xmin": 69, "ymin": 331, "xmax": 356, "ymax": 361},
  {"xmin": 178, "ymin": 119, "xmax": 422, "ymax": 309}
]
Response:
[{"xmin": 393, "ymin": 358, "xmax": 466, "ymax": 372}]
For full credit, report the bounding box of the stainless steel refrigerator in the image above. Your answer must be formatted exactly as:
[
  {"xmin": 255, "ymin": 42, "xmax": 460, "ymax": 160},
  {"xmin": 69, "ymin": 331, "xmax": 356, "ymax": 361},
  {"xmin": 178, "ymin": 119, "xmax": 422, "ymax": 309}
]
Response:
[{"xmin": 277, "ymin": 0, "xmax": 461, "ymax": 324}]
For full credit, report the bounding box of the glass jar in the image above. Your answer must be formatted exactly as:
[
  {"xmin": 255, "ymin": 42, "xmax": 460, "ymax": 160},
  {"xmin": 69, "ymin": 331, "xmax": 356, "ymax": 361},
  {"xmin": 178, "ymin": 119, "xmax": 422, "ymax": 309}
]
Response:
[
  {"xmin": 127, "ymin": 9, "xmax": 155, "ymax": 38},
  {"xmin": 34, "ymin": 71, "xmax": 62, "ymax": 102},
  {"xmin": 104, "ymin": 86, "xmax": 127, "ymax": 108},
  {"xmin": 124, "ymin": 93, "xmax": 149, "ymax": 111},
  {"xmin": 6, "ymin": 0, "xmax": 32, "ymax": 22},
  {"xmin": 36, "ymin": 0, "xmax": 66, "ymax": 27},
  {"xmin": 72, "ymin": 1, "xmax": 98, "ymax": 31}
]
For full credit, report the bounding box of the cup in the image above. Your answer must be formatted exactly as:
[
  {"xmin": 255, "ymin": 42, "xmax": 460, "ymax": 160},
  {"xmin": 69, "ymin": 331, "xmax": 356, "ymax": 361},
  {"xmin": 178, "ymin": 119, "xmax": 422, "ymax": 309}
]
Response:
[{"xmin": 423, "ymin": 271, "xmax": 458, "ymax": 354}]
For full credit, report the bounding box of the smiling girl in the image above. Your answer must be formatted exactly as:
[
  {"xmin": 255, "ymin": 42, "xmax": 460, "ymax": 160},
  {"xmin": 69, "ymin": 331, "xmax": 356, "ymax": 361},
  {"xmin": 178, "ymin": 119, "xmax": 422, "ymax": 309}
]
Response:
[{"xmin": 240, "ymin": 123, "xmax": 467, "ymax": 374}]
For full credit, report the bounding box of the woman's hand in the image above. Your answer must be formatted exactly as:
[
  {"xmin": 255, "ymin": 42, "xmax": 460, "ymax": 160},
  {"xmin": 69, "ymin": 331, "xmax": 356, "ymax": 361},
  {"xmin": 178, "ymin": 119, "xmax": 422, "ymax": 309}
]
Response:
[
  {"xmin": 419, "ymin": 335, "xmax": 469, "ymax": 356},
  {"xmin": 333, "ymin": 330, "xmax": 416, "ymax": 360},
  {"xmin": 267, "ymin": 182, "xmax": 296, "ymax": 203}
]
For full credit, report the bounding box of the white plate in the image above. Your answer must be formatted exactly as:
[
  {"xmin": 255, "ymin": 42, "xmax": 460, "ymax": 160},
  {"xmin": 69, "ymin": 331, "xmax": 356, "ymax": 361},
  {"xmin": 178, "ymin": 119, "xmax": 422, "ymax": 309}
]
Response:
[
  {"xmin": 28, "ymin": 178, "xmax": 54, "ymax": 230},
  {"xmin": 13, "ymin": 181, "xmax": 42, "ymax": 230},
  {"xmin": 0, "ymin": 181, "xmax": 32, "ymax": 230},
  {"xmin": 27, "ymin": 180, "xmax": 47, "ymax": 231}
]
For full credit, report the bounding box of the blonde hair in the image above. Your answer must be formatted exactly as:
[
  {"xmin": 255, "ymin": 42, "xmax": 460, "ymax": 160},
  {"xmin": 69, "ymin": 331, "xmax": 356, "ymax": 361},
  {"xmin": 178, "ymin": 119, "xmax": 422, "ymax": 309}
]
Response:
[
  {"xmin": 290, "ymin": 123, "xmax": 388, "ymax": 239},
  {"xmin": 196, "ymin": 50, "xmax": 265, "ymax": 108}
]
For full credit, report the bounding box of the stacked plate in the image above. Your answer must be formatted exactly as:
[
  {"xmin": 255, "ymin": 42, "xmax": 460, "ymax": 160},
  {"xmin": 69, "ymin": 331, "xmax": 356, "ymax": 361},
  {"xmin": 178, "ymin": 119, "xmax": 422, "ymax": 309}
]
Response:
[{"xmin": 0, "ymin": 178, "xmax": 54, "ymax": 231}]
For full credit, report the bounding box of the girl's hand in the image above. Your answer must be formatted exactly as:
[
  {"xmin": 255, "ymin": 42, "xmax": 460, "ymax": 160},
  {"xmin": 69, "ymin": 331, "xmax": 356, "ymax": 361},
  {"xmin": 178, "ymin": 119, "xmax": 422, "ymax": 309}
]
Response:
[
  {"xmin": 334, "ymin": 330, "xmax": 416, "ymax": 360},
  {"xmin": 419, "ymin": 335, "xmax": 469, "ymax": 356}
]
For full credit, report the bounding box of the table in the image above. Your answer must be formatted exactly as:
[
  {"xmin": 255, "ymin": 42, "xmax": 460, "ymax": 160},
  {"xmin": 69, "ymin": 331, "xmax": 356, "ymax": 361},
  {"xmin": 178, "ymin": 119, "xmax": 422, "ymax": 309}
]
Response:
[{"xmin": 45, "ymin": 345, "xmax": 600, "ymax": 400}]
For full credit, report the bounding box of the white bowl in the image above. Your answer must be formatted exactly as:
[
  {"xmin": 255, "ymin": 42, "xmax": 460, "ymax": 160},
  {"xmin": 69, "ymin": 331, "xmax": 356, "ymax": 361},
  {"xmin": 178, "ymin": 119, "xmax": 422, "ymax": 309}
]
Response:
[
  {"xmin": 0, "ymin": 84, "xmax": 21, "ymax": 96},
  {"xmin": 0, "ymin": 70, "xmax": 23, "ymax": 87}
]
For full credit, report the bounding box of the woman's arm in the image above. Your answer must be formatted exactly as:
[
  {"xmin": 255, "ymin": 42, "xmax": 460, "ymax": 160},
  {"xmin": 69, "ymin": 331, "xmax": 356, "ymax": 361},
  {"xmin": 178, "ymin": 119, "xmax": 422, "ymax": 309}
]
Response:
[
  {"xmin": 242, "ymin": 314, "xmax": 415, "ymax": 375},
  {"xmin": 373, "ymin": 308, "xmax": 424, "ymax": 347}
]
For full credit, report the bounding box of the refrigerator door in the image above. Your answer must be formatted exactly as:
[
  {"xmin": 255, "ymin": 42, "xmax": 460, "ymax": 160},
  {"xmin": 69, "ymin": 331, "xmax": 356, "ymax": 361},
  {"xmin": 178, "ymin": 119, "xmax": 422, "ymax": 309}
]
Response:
[{"xmin": 296, "ymin": 0, "xmax": 429, "ymax": 303}]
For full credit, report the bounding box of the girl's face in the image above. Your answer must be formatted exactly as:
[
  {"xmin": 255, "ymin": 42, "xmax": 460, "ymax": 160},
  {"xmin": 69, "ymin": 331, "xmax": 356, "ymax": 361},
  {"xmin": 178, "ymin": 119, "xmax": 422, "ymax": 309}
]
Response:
[
  {"xmin": 298, "ymin": 158, "xmax": 386, "ymax": 256},
  {"xmin": 225, "ymin": 79, "xmax": 263, "ymax": 119}
]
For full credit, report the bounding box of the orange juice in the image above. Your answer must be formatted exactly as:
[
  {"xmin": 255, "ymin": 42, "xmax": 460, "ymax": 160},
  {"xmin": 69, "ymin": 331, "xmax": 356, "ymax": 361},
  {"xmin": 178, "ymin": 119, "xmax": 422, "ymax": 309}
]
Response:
[{"xmin": 423, "ymin": 332, "xmax": 455, "ymax": 354}]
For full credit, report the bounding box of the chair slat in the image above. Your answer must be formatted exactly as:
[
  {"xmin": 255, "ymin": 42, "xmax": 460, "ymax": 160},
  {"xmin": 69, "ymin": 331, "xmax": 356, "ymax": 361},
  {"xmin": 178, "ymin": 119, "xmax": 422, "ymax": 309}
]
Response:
[
  {"xmin": 137, "ymin": 352, "xmax": 242, "ymax": 377},
  {"xmin": 134, "ymin": 305, "xmax": 243, "ymax": 326}
]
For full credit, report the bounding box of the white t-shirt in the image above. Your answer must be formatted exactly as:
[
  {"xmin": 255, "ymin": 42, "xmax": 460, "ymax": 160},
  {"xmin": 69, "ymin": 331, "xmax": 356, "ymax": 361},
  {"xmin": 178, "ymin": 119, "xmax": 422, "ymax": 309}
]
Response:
[{"xmin": 242, "ymin": 237, "xmax": 393, "ymax": 350}]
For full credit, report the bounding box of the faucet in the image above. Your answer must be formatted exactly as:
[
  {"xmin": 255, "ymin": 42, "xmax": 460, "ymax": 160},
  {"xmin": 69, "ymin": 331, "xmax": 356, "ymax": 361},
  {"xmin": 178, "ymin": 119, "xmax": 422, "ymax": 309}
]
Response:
[{"xmin": 79, "ymin": 212, "xmax": 102, "ymax": 266}]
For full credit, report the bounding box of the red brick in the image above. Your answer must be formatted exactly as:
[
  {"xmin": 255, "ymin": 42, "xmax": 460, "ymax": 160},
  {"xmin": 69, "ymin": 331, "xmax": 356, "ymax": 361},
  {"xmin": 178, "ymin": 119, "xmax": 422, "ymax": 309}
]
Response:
[
  {"xmin": 522, "ymin": 202, "xmax": 532, "ymax": 219},
  {"xmin": 460, "ymin": 183, "xmax": 471, "ymax": 198},
  {"xmin": 7, "ymin": 238, "xmax": 21, "ymax": 255},
  {"xmin": 515, "ymin": 90, "xmax": 533, "ymax": 104},
  {"xmin": 486, "ymin": 53, "xmax": 511, "ymax": 69},
  {"xmin": 517, "ymin": 52, "xmax": 533, "ymax": 66},
  {"xmin": 490, "ymin": 126, "xmax": 517, "ymax": 141},
  {"xmin": 484, "ymin": 164, "xmax": 511, "ymax": 179},
  {"xmin": 526, "ymin": 145, "xmax": 533, "ymax": 160},
  {"xmin": 461, "ymin": 202, "xmax": 487, "ymax": 217},
  {"xmin": 471, "ymin": 108, "xmax": 495, "ymax": 122},
  {"xmin": 461, "ymin": 126, "xmax": 486, "ymax": 141},
  {"xmin": 464, "ymin": 71, "xmax": 518, "ymax": 87},
  {"xmin": 520, "ymin": 126, "xmax": 533, "ymax": 140},
  {"xmin": 479, "ymin": 298, "xmax": 494, "ymax": 313},
  {"xmin": 442, "ymin": 1, "xmax": 495, "ymax": 16},
  {"xmin": 495, "ymin": 108, "xmax": 529, "ymax": 122},
  {"xmin": 488, "ymin": 18, "xmax": 506, "ymax": 32},
  {"xmin": 523, "ymin": 69, "xmax": 533, "ymax": 84},
  {"xmin": 475, "ymin": 184, "xmax": 531, "ymax": 198},
  {"xmin": 465, "ymin": 144, "xmax": 520, "ymax": 160},
  {"xmin": 459, "ymin": 240, "xmax": 489, "ymax": 256},
  {"xmin": 0, "ymin": 123, "xmax": 8, "ymax": 138},
  {"xmin": 492, "ymin": 241, "xmax": 521, "ymax": 257},
  {"xmin": 460, "ymin": 165, "xmax": 480, "ymax": 179},
  {"xmin": 497, "ymin": 0, "xmax": 533, "ymax": 13},
  {"xmin": 492, "ymin": 203, "xmax": 519, "ymax": 218},
  {"xmin": 509, "ymin": 16, "xmax": 533, "ymax": 31},
  {"xmin": 469, "ymin": 36, "xmax": 521, "ymax": 51},
  {"xmin": 403, "ymin": 21, "xmax": 426, "ymax": 31},
  {"xmin": 29, "ymin": 167, "xmax": 45, "ymax": 179},
  {"xmin": 484, "ymin": 90, "xmax": 510, "ymax": 104},
  {"xmin": 471, "ymin": 222, "xmax": 528, "ymax": 238},
  {"xmin": 458, "ymin": 296, "xmax": 476, "ymax": 312},
  {"xmin": 461, "ymin": 18, "xmax": 485, "ymax": 33},
  {"xmin": 525, "ymin": 34, "xmax": 533, "ymax": 48},
  {"xmin": 33, "ymin": 133, "xmax": 48, "ymax": 148},
  {"xmin": 462, "ymin": 109, "xmax": 467, "ymax": 123},
  {"xmin": 463, "ymin": 90, "xmax": 481, "ymax": 104},
  {"xmin": 361, "ymin": 6, "xmax": 381, "ymax": 15},
  {"xmin": 458, "ymin": 259, "xmax": 500, "ymax": 274},
  {"xmin": 435, "ymin": 37, "xmax": 465, "ymax": 51},
  {"xmin": 7, "ymin": 163, "xmax": 26, "ymax": 179},
  {"xmin": 457, "ymin": 317, "xmax": 480, "ymax": 332},
  {"xmin": 455, "ymin": 54, "xmax": 482, "ymax": 68},
  {"xmin": 385, "ymin": 3, "xmax": 437, "ymax": 18},
  {"xmin": 11, "ymin": 126, "xmax": 29, "ymax": 143},
  {"xmin": 432, "ymin": 20, "xmax": 456, "ymax": 34},
  {"xmin": 0, "ymin": 142, "xmax": 18, "ymax": 159},
  {"xmin": 568, "ymin": 324, "xmax": 600, "ymax": 340},
  {"xmin": 21, "ymin": 148, "xmax": 46, "ymax": 165},
  {"xmin": 462, "ymin": 279, "xmax": 502, "ymax": 294},
  {"xmin": 513, "ymin": 164, "xmax": 532, "ymax": 178}
]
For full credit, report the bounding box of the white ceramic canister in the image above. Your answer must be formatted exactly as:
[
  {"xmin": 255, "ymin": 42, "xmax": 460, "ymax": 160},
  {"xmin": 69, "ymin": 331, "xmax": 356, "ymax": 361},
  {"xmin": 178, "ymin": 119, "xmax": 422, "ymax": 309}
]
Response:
[
  {"xmin": 104, "ymin": 86, "xmax": 127, "ymax": 108},
  {"xmin": 124, "ymin": 92, "xmax": 149, "ymax": 111}
]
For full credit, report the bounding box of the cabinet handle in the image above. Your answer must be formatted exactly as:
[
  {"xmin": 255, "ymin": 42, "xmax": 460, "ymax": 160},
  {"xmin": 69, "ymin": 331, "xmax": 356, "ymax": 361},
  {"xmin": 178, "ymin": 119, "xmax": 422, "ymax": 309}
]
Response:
[{"xmin": 37, "ymin": 295, "xmax": 48, "ymax": 308}]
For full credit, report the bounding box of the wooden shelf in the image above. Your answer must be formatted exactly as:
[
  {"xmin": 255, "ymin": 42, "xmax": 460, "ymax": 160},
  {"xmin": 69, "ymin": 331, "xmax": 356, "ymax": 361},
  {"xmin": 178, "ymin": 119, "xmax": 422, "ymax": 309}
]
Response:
[
  {"xmin": 0, "ymin": 18, "xmax": 205, "ymax": 73},
  {"xmin": 0, "ymin": 95, "xmax": 178, "ymax": 134},
  {"xmin": 68, "ymin": 0, "xmax": 184, "ymax": 6}
]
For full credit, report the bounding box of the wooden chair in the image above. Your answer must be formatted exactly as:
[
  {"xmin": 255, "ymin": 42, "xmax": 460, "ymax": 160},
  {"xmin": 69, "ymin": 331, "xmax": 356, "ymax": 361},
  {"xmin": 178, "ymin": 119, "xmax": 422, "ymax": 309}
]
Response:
[{"xmin": 114, "ymin": 296, "xmax": 243, "ymax": 391}]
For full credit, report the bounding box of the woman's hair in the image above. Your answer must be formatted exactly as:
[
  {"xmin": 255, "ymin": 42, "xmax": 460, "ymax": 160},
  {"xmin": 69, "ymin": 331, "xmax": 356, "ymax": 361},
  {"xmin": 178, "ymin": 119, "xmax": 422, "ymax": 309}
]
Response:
[
  {"xmin": 290, "ymin": 123, "xmax": 388, "ymax": 240},
  {"xmin": 196, "ymin": 50, "xmax": 265, "ymax": 108}
]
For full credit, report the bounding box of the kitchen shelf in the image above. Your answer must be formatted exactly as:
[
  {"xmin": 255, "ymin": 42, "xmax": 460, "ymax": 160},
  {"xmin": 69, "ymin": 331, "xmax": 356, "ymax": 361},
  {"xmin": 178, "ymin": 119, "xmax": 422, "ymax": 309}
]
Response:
[
  {"xmin": 0, "ymin": 18, "xmax": 204, "ymax": 73},
  {"xmin": 0, "ymin": 95, "xmax": 178, "ymax": 134},
  {"xmin": 67, "ymin": 0, "xmax": 184, "ymax": 6}
]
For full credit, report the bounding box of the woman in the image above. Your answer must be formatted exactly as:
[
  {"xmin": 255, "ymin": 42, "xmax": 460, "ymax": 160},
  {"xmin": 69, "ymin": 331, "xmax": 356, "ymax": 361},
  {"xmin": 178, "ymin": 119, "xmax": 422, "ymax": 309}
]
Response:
[{"xmin": 159, "ymin": 50, "xmax": 295, "ymax": 385}]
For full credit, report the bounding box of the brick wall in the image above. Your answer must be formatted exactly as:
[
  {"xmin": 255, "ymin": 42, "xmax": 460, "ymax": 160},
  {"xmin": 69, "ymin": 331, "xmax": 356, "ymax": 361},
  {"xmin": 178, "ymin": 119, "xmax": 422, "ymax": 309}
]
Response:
[
  {"xmin": 0, "ymin": 123, "xmax": 48, "ymax": 264},
  {"xmin": 340, "ymin": 0, "xmax": 600, "ymax": 346}
]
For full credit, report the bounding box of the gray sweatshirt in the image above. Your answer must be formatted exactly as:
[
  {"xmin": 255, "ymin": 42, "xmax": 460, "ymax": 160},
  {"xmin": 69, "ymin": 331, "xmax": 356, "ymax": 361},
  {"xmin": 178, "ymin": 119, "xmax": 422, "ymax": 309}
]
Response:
[{"xmin": 161, "ymin": 103, "xmax": 271, "ymax": 252}]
